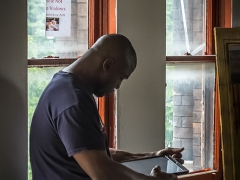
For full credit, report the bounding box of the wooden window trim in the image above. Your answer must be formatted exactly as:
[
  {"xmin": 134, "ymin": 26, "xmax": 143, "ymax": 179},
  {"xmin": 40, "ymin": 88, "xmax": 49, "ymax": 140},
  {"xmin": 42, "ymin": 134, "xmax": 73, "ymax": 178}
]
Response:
[
  {"xmin": 166, "ymin": 0, "xmax": 231, "ymax": 179},
  {"xmin": 178, "ymin": 170, "xmax": 220, "ymax": 180},
  {"xmin": 206, "ymin": 0, "xmax": 232, "ymax": 55},
  {"xmin": 166, "ymin": 56, "xmax": 222, "ymax": 179},
  {"xmin": 89, "ymin": 0, "xmax": 117, "ymax": 148},
  {"xmin": 166, "ymin": 55, "xmax": 216, "ymax": 63},
  {"xmin": 28, "ymin": 58, "xmax": 77, "ymax": 67}
]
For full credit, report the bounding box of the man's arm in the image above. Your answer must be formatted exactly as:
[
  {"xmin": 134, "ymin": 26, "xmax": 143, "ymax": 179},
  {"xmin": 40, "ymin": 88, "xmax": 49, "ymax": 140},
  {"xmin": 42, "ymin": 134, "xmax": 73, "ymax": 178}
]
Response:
[
  {"xmin": 109, "ymin": 148, "xmax": 155, "ymax": 163},
  {"xmin": 109, "ymin": 147, "xmax": 184, "ymax": 164},
  {"xmin": 73, "ymin": 150, "xmax": 178, "ymax": 180}
]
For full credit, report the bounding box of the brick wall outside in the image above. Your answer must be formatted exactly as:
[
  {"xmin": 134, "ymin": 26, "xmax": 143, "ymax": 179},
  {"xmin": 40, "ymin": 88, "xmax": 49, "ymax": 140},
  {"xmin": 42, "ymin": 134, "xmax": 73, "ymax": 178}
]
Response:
[
  {"xmin": 172, "ymin": 0, "xmax": 204, "ymax": 55},
  {"xmin": 172, "ymin": 66, "xmax": 203, "ymax": 171},
  {"xmin": 171, "ymin": 0, "xmax": 205, "ymax": 169}
]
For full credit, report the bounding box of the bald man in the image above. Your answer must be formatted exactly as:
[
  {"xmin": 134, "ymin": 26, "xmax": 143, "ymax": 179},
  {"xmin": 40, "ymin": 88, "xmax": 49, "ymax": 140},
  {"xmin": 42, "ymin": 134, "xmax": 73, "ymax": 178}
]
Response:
[{"xmin": 30, "ymin": 34, "xmax": 183, "ymax": 180}]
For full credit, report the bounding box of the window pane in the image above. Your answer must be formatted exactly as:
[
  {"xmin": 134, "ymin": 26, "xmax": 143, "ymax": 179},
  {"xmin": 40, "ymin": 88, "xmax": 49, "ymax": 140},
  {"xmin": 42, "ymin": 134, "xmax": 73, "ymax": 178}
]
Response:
[
  {"xmin": 28, "ymin": 0, "xmax": 88, "ymax": 59},
  {"xmin": 165, "ymin": 63, "xmax": 215, "ymax": 172},
  {"xmin": 28, "ymin": 67, "xmax": 64, "ymax": 180},
  {"xmin": 166, "ymin": 0, "xmax": 206, "ymax": 55}
]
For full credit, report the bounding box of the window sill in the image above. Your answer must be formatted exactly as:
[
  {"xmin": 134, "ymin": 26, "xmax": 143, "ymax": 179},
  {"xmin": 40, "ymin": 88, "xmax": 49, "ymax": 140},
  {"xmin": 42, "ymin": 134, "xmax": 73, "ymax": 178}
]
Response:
[
  {"xmin": 28, "ymin": 58, "xmax": 78, "ymax": 67},
  {"xmin": 178, "ymin": 170, "xmax": 220, "ymax": 180}
]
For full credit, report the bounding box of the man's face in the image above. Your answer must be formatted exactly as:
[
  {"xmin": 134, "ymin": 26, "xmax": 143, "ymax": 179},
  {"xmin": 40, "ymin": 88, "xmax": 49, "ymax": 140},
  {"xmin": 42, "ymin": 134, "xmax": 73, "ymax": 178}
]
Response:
[
  {"xmin": 94, "ymin": 76, "xmax": 123, "ymax": 97},
  {"xmin": 93, "ymin": 59, "xmax": 135, "ymax": 97}
]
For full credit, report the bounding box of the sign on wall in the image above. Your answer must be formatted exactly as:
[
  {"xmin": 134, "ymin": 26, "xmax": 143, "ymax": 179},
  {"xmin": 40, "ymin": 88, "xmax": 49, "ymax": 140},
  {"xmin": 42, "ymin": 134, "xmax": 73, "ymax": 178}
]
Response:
[{"xmin": 45, "ymin": 0, "xmax": 71, "ymax": 37}]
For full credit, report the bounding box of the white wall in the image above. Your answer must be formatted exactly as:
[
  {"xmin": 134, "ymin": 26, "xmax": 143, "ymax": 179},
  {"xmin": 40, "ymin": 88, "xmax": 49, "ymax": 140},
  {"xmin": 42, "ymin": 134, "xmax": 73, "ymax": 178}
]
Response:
[
  {"xmin": 233, "ymin": 0, "xmax": 240, "ymax": 27},
  {"xmin": 116, "ymin": 0, "xmax": 166, "ymax": 152},
  {"xmin": 0, "ymin": 1, "xmax": 28, "ymax": 180}
]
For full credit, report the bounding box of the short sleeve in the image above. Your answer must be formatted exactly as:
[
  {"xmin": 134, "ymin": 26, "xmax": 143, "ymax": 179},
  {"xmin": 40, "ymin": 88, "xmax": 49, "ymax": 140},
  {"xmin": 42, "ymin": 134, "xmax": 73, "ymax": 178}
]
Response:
[{"xmin": 55, "ymin": 100, "xmax": 106, "ymax": 157}]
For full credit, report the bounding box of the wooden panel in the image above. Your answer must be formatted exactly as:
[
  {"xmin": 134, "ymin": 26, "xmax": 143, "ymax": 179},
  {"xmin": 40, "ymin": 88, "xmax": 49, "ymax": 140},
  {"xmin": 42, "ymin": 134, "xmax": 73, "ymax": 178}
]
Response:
[
  {"xmin": 232, "ymin": 84, "xmax": 240, "ymax": 133},
  {"xmin": 214, "ymin": 75, "xmax": 222, "ymax": 172},
  {"xmin": 178, "ymin": 170, "xmax": 220, "ymax": 180},
  {"xmin": 206, "ymin": 0, "xmax": 218, "ymax": 55},
  {"xmin": 166, "ymin": 55, "xmax": 216, "ymax": 63},
  {"xmin": 89, "ymin": 0, "xmax": 117, "ymax": 148},
  {"xmin": 214, "ymin": 27, "xmax": 240, "ymax": 180},
  {"xmin": 206, "ymin": 0, "xmax": 232, "ymax": 55},
  {"xmin": 28, "ymin": 58, "xmax": 77, "ymax": 67}
]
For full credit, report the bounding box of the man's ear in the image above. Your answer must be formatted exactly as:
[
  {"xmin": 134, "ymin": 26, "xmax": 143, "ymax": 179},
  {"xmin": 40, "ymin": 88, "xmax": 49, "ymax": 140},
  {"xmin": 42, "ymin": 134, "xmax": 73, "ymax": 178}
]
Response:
[{"xmin": 103, "ymin": 58, "xmax": 114, "ymax": 72}]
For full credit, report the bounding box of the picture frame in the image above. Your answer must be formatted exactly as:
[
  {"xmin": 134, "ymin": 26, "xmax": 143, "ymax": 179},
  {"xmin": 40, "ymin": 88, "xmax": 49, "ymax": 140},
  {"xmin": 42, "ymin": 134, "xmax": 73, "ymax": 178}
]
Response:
[{"xmin": 214, "ymin": 27, "xmax": 240, "ymax": 180}]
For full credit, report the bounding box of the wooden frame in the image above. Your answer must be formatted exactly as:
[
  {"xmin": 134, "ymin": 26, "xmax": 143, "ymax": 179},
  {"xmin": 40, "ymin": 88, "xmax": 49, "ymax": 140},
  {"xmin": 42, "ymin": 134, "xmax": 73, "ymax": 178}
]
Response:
[
  {"xmin": 169, "ymin": 1, "xmax": 231, "ymax": 179},
  {"xmin": 89, "ymin": 0, "xmax": 117, "ymax": 148},
  {"xmin": 206, "ymin": 0, "xmax": 232, "ymax": 55},
  {"xmin": 166, "ymin": 56, "xmax": 215, "ymax": 63},
  {"xmin": 166, "ymin": 56, "xmax": 222, "ymax": 180},
  {"xmin": 28, "ymin": 58, "xmax": 76, "ymax": 67},
  {"xmin": 178, "ymin": 170, "xmax": 219, "ymax": 180},
  {"xmin": 214, "ymin": 27, "xmax": 240, "ymax": 180}
]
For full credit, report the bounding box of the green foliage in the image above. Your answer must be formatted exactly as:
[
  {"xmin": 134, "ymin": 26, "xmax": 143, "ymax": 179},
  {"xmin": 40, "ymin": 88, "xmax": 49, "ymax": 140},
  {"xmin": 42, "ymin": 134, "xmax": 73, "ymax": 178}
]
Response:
[
  {"xmin": 28, "ymin": 0, "xmax": 57, "ymax": 59},
  {"xmin": 166, "ymin": 0, "xmax": 173, "ymax": 56},
  {"xmin": 28, "ymin": 67, "xmax": 63, "ymax": 180},
  {"xmin": 28, "ymin": 68, "xmax": 49, "ymax": 180},
  {"xmin": 165, "ymin": 0, "xmax": 174, "ymax": 147},
  {"xmin": 28, "ymin": 68, "xmax": 49, "ymax": 123},
  {"xmin": 165, "ymin": 65, "xmax": 174, "ymax": 148}
]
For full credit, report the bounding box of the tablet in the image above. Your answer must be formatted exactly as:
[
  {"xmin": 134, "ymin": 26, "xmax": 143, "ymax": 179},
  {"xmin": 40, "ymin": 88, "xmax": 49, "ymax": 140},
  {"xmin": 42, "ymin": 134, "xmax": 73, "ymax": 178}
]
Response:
[{"xmin": 121, "ymin": 155, "xmax": 189, "ymax": 175}]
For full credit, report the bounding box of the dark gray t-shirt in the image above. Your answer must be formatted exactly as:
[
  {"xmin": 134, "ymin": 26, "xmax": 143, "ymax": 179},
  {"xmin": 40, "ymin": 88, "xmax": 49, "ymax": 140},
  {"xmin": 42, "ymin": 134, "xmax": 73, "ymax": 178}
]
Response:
[{"xmin": 30, "ymin": 71, "xmax": 110, "ymax": 180}]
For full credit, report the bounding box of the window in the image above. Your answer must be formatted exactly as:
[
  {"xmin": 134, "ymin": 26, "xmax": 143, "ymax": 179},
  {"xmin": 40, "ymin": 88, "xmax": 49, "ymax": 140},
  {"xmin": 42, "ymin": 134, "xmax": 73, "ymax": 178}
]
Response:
[
  {"xmin": 166, "ymin": 62, "xmax": 215, "ymax": 172},
  {"xmin": 165, "ymin": 0, "xmax": 231, "ymax": 179},
  {"xmin": 166, "ymin": 0, "xmax": 206, "ymax": 56},
  {"xmin": 28, "ymin": 0, "xmax": 88, "ymax": 59},
  {"xmin": 27, "ymin": 0, "xmax": 113, "ymax": 179},
  {"xmin": 166, "ymin": 0, "xmax": 214, "ymax": 172},
  {"xmin": 27, "ymin": 0, "xmax": 230, "ymax": 179},
  {"xmin": 28, "ymin": 0, "xmax": 89, "ymax": 178}
]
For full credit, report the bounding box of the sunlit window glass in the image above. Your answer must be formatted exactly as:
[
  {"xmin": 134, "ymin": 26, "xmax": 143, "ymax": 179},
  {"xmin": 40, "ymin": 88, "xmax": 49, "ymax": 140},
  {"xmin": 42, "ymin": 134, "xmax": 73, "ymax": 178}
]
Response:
[
  {"xmin": 165, "ymin": 63, "xmax": 215, "ymax": 172},
  {"xmin": 28, "ymin": 0, "xmax": 88, "ymax": 59},
  {"xmin": 166, "ymin": 0, "xmax": 206, "ymax": 55}
]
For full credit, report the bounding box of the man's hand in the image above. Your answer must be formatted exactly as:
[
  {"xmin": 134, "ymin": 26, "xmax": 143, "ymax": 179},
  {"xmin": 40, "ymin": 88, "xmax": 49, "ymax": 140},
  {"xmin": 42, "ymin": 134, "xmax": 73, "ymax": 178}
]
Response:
[
  {"xmin": 154, "ymin": 147, "xmax": 184, "ymax": 164},
  {"xmin": 150, "ymin": 165, "xmax": 178, "ymax": 180},
  {"xmin": 73, "ymin": 150, "xmax": 180, "ymax": 180}
]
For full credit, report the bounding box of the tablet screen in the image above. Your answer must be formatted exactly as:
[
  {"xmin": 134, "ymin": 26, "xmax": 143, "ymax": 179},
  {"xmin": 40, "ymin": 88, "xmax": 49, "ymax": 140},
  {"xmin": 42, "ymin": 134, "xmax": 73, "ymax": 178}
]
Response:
[{"xmin": 121, "ymin": 156, "xmax": 188, "ymax": 175}]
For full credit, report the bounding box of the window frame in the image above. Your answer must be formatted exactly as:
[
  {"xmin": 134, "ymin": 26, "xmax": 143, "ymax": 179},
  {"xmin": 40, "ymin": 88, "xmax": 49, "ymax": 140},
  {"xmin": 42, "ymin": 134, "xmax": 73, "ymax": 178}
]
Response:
[
  {"xmin": 166, "ymin": 56, "xmax": 221, "ymax": 180},
  {"xmin": 27, "ymin": 0, "xmax": 116, "ymax": 147},
  {"xmin": 165, "ymin": 0, "xmax": 231, "ymax": 179},
  {"xmin": 88, "ymin": 0, "xmax": 117, "ymax": 149}
]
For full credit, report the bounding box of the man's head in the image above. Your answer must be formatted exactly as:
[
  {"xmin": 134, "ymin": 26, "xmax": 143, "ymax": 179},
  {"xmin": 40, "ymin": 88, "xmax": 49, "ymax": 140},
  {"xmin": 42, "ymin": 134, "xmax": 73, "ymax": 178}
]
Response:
[
  {"xmin": 90, "ymin": 34, "xmax": 137, "ymax": 97},
  {"xmin": 65, "ymin": 34, "xmax": 137, "ymax": 97}
]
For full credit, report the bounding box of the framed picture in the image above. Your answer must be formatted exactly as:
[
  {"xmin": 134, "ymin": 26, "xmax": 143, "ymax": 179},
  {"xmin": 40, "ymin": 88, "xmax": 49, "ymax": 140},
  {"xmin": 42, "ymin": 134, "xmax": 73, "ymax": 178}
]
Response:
[{"xmin": 214, "ymin": 27, "xmax": 240, "ymax": 180}]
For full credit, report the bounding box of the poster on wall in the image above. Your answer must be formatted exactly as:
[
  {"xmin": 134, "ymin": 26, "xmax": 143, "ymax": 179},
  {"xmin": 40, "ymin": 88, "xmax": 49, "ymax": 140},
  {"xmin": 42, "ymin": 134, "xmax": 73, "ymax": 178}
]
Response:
[{"xmin": 45, "ymin": 0, "xmax": 71, "ymax": 37}]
